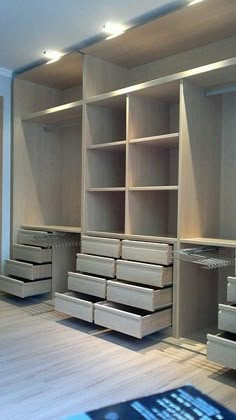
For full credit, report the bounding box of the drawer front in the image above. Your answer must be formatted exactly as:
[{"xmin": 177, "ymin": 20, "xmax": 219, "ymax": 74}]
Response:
[
  {"xmin": 81, "ymin": 236, "xmax": 121, "ymax": 258},
  {"xmin": 18, "ymin": 229, "xmax": 49, "ymax": 246},
  {"xmin": 55, "ymin": 292, "xmax": 102, "ymax": 323},
  {"xmin": 5, "ymin": 260, "xmax": 52, "ymax": 281},
  {"xmin": 122, "ymin": 240, "xmax": 172, "ymax": 265},
  {"xmin": 207, "ymin": 332, "xmax": 236, "ymax": 370},
  {"xmin": 107, "ymin": 281, "xmax": 172, "ymax": 312},
  {"xmin": 95, "ymin": 301, "xmax": 172, "ymax": 338},
  {"xmin": 0, "ymin": 275, "xmax": 51, "ymax": 298},
  {"xmin": 76, "ymin": 254, "xmax": 116, "ymax": 278},
  {"xmin": 218, "ymin": 304, "xmax": 236, "ymax": 334},
  {"xmin": 116, "ymin": 260, "xmax": 172, "ymax": 287},
  {"xmin": 68, "ymin": 272, "xmax": 107, "ymax": 298},
  {"xmin": 13, "ymin": 244, "xmax": 52, "ymax": 264},
  {"xmin": 227, "ymin": 277, "xmax": 236, "ymax": 303}
]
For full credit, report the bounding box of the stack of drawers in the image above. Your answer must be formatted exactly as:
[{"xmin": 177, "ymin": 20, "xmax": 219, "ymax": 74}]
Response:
[
  {"xmin": 55, "ymin": 236, "xmax": 119, "ymax": 322},
  {"xmin": 0, "ymin": 229, "xmax": 52, "ymax": 298},
  {"xmin": 55, "ymin": 236, "xmax": 173, "ymax": 339},
  {"xmin": 207, "ymin": 276, "xmax": 236, "ymax": 369}
]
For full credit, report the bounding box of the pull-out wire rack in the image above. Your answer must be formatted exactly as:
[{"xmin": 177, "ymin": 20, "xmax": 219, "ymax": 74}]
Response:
[
  {"xmin": 21, "ymin": 232, "xmax": 81, "ymax": 248},
  {"xmin": 172, "ymin": 246, "xmax": 235, "ymax": 269}
]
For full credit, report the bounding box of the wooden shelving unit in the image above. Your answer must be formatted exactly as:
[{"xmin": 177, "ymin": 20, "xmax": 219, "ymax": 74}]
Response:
[{"xmin": 9, "ymin": 2, "xmax": 236, "ymax": 356}]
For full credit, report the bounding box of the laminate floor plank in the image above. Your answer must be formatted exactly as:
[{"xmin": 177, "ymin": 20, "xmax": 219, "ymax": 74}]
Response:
[{"xmin": 0, "ymin": 294, "xmax": 236, "ymax": 419}]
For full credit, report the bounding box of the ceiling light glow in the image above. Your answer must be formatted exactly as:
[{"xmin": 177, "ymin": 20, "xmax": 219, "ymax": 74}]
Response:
[
  {"xmin": 43, "ymin": 50, "xmax": 64, "ymax": 64},
  {"xmin": 103, "ymin": 22, "xmax": 126, "ymax": 39},
  {"xmin": 187, "ymin": 0, "xmax": 205, "ymax": 6}
]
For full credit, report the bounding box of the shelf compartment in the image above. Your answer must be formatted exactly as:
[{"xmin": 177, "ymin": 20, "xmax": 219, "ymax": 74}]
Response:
[
  {"xmin": 207, "ymin": 332, "xmax": 236, "ymax": 370},
  {"xmin": 128, "ymin": 141, "xmax": 178, "ymax": 187},
  {"xmin": 127, "ymin": 190, "xmax": 177, "ymax": 238},
  {"xmin": 22, "ymin": 101, "xmax": 83, "ymax": 126},
  {"xmin": 227, "ymin": 277, "xmax": 236, "ymax": 303},
  {"xmin": 218, "ymin": 304, "xmax": 236, "ymax": 334},
  {"xmin": 68, "ymin": 272, "xmax": 107, "ymax": 299},
  {"xmin": 85, "ymin": 100, "xmax": 126, "ymax": 146},
  {"xmin": 0, "ymin": 275, "xmax": 51, "ymax": 298},
  {"xmin": 55, "ymin": 292, "xmax": 103, "ymax": 323},
  {"xmin": 107, "ymin": 280, "xmax": 173, "ymax": 312},
  {"xmin": 86, "ymin": 191, "xmax": 125, "ymax": 234},
  {"xmin": 87, "ymin": 148, "xmax": 126, "ymax": 188},
  {"xmin": 128, "ymin": 92, "xmax": 179, "ymax": 140},
  {"xmin": 13, "ymin": 244, "xmax": 52, "ymax": 264},
  {"xmin": 94, "ymin": 301, "xmax": 172, "ymax": 339},
  {"xmin": 81, "ymin": 236, "xmax": 121, "ymax": 258},
  {"xmin": 116, "ymin": 260, "xmax": 172, "ymax": 288}
]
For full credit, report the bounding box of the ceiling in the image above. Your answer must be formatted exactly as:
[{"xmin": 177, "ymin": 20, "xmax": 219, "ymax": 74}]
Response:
[{"xmin": 0, "ymin": 0, "xmax": 173, "ymax": 72}]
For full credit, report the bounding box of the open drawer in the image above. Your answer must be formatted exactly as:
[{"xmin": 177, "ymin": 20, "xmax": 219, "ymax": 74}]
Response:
[
  {"xmin": 68, "ymin": 272, "xmax": 107, "ymax": 298},
  {"xmin": 13, "ymin": 244, "xmax": 52, "ymax": 264},
  {"xmin": 218, "ymin": 304, "xmax": 236, "ymax": 334},
  {"xmin": 122, "ymin": 240, "xmax": 172, "ymax": 265},
  {"xmin": 5, "ymin": 259, "xmax": 52, "ymax": 281},
  {"xmin": 116, "ymin": 260, "xmax": 172, "ymax": 287},
  {"xmin": 81, "ymin": 236, "xmax": 121, "ymax": 258},
  {"xmin": 227, "ymin": 277, "xmax": 236, "ymax": 303},
  {"xmin": 207, "ymin": 332, "xmax": 236, "ymax": 370},
  {"xmin": 94, "ymin": 301, "xmax": 172, "ymax": 338},
  {"xmin": 107, "ymin": 280, "xmax": 172, "ymax": 312},
  {"xmin": 0, "ymin": 275, "xmax": 51, "ymax": 298},
  {"xmin": 55, "ymin": 291, "xmax": 103, "ymax": 323},
  {"xmin": 76, "ymin": 253, "xmax": 116, "ymax": 278}
]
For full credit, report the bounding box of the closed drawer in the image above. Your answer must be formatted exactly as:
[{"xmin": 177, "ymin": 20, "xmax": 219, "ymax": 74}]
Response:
[
  {"xmin": 55, "ymin": 292, "xmax": 102, "ymax": 323},
  {"xmin": 68, "ymin": 272, "xmax": 107, "ymax": 298},
  {"xmin": 5, "ymin": 259, "xmax": 52, "ymax": 281},
  {"xmin": 218, "ymin": 304, "xmax": 236, "ymax": 334},
  {"xmin": 0, "ymin": 275, "xmax": 51, "ymax": 298},
  {"xmin": 116, "ymin": 260, "xmax": 172, "ymax": 287},
  {"xmin": 107, "ymin": 281, "xmax": 172, "ymax": 312},
  {"xmin": 13, "ymin": 244, "xmax": 52, "ymax": 264},
  {"xmin": 18, "ymin": 229, "xmax": 49, "ymax": 246},
  {"xmin": 227, "ymin": 277, "xmax": 236, "ymax": 303},
  {"xmin": 76, "ymin": 254, "xmax": 116, "ymax": 278},
  {"xmin": 81, "ymin": 236, "xmax": 121, "ymax": 258},
  {"xmin": 95, "ymin": 301, "xmax": 172, "ymax": 339},
  {"xmin": 122, "ymin": 240, "xmax": 172, "ymax": 265},
  {"xmin": 207, "ymin": 332, "xmax": 236, "ymax": 370}
]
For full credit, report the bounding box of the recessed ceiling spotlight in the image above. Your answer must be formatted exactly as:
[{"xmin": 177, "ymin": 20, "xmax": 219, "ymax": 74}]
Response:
[
  {"xmin": 103, "ymin": 22, "xmax": 126, "ymax": 39},
  {"xmin": 187, "ymin": 0, "xmax": 205, "ymax": 6},
  {"xmin": 43, "ymin": 50, "xmax": 64, "ymax": 64}
]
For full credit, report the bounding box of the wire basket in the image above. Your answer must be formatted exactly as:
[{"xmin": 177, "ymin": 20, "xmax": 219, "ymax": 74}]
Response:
[
  {"xmin": 172, "ymin": 246, "xmax": 235, "ymax": 269},
  {"xmin": 20, "ymin": 232, "xmax": 81, "ymax": 248}
]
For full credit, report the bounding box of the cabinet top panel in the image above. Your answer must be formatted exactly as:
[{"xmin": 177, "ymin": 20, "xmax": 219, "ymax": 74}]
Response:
[
  {"xmin": 16, "ymin": 52, "xmax": 83, "ymax": 90},
  {"xmin": 82, "ymin": 0, "xmax": 236, "ymax": 68}
]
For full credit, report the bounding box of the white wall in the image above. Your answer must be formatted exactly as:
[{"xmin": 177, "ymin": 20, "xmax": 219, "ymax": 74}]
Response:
[{"xmin": 0, "ymin": 69, "xmax": 12, "ymax": 272}]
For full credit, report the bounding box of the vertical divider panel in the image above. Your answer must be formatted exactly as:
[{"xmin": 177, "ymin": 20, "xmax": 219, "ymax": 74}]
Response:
[{"xmin": 125, "ymin": 94, "xmax": 130, "ymax": 234}]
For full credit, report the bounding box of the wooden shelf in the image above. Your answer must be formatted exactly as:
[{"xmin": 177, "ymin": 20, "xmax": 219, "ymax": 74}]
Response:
[
  {"xmin": 180, "ymin": 237, "xmax": 236, "ymax": 248},
  {"xmin": 129, "ymin": 133, "xmax": 179, "ymax": 147},
  {"xmin": 86, "ymin": 230, "xmax": 177, "ymax": 243},
  {"xmin": 87, "ymin": 188, "xmax": 125, "ymax": 192},
  {"xmin": 87, "ymin": 141, "xmax": 126, "ymax": 151},
  {"xmin": 22, "ymin": 225, "xmax": 82, "ymax": 234},
  {"xmin": 22, "ymin": 100, "xmax": 83, "ymax": 125},
  {"xmin": 129, "ymin": 186, "xmax": 178, "ymax": 191}
]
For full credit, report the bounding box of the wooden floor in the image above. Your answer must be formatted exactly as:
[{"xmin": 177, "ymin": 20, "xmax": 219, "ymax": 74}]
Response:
[{"xmin": 1, "ymin": 292, "xmax": 236, "ymax": 420}]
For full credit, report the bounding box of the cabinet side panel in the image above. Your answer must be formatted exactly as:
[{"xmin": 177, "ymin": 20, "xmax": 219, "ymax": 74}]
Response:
[
  {"xmin": 178, "ymin": 80, "xmax": 221, "ymax": 238},
  {"xmin": 61, "ymin": 125, "xmax": 82, "ymax": 227},
  {"xmin": 220, "ymin": 92, "xmax": 236, "ymax": 239}
]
